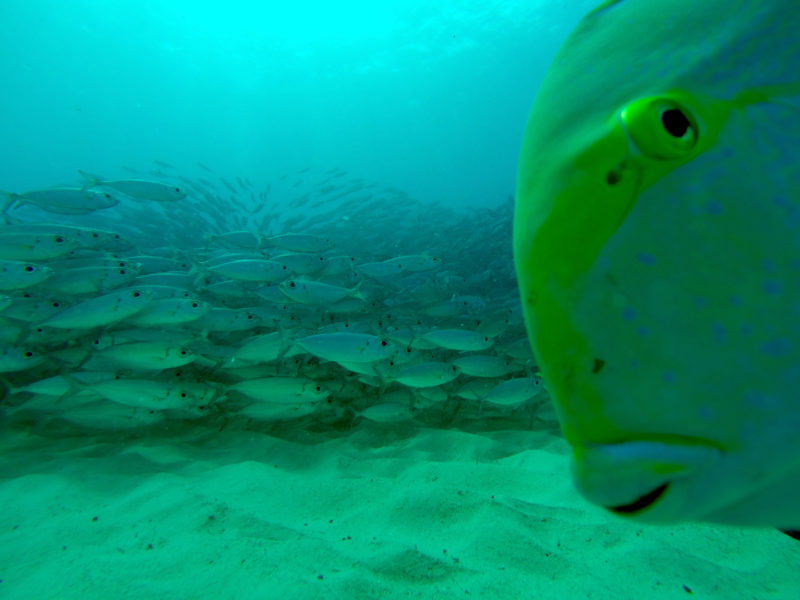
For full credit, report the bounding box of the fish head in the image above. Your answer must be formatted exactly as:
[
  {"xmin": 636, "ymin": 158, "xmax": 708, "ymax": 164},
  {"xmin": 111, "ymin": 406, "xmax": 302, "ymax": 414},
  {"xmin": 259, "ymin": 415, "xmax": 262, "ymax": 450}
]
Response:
[{"xmin": 513, "ymin": 0, "xmax": 800, "ymax": 527}]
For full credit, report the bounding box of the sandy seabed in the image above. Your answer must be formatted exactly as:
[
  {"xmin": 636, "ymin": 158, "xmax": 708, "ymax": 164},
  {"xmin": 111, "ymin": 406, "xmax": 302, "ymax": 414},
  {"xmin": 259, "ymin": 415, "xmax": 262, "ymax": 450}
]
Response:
[{"xmin": 1, "ymin": 415, "xmax": 799, "ymax": 600}]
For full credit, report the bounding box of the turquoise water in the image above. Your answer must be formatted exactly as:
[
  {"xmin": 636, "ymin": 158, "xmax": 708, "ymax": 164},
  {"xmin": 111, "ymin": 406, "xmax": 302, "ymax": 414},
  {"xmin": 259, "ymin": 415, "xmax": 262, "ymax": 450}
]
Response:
[
  {"xmin": 1, "ymin": 2, "xmax": 799, "ymax": 598},
  {"xmin": 0, "ymin": 0, "xmax": 594, "ymax": 208}
]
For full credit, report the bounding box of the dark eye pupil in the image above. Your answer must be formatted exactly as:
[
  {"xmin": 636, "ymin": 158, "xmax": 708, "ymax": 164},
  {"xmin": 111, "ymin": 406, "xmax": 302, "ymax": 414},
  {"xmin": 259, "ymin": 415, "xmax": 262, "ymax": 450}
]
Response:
[{"xmin": 661, "ymin": 109, "xmax": 690, "ymax": 138}]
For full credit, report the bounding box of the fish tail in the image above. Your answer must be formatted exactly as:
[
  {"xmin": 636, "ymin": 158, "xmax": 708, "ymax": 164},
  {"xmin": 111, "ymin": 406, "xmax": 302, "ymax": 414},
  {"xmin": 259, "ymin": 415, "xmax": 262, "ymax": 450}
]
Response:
[
  {"xmin": 0, "ymin": 377, "xmax": 17, "ymax": 400},
  {"xmin": 0, "ymin": 191, "xmax": 22, "ymax": 225},
  {"xmin": 0, "ymin": 191, "xmax": 19, "ymax": 213}
]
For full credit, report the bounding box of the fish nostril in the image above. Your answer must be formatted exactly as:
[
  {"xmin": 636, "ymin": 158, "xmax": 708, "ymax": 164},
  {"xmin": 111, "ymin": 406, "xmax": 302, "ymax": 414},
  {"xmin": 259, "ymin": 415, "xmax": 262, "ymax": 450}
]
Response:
[{"xmin": 608, "ymin": 483, "xmax": 669, "ymax": 515}]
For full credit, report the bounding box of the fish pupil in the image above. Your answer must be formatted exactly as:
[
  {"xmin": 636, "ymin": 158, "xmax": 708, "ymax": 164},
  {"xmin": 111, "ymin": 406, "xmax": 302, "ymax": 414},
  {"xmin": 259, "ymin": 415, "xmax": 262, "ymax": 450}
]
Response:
[{"xmin": 661, "ymin": 108, "xmax": 690, "ymax": 138}]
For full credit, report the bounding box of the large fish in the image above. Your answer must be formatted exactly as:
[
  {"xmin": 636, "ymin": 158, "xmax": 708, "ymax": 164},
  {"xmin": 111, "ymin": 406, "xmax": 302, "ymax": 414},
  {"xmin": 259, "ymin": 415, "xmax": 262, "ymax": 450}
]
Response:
[{"xmin": 513, "ymin": 0, "xmax": 800, "ymax": 528}]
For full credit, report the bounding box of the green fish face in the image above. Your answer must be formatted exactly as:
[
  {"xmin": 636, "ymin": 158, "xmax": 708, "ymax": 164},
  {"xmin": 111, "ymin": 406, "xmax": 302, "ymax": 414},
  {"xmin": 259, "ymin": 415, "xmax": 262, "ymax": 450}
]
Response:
[{"xmin": 514, "ymin": 0, "xmax": 800, "ymax": 527}]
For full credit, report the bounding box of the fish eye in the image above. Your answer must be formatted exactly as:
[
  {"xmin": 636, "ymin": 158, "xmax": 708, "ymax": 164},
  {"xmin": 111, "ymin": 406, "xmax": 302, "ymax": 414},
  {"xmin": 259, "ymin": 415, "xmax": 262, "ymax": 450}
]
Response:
[
  {"xmin": 175, "ymin": 187, "xmax": 181, "ymax": 192},
  {"xmin": 661, "ymin": 108, "xmax": 691, "ymax": 138},
  {"xmin": 92, "ymin": 231, "xmax": 100, "ymax": 237},
  {"xmin": 192, "ymin": 302, "xmax": 198, "ymax": 308},
  {"xmin": 620, "ymin": 94, "xmax": 699, "ymax": 160},
  {"xmin": 180, "ymin": 392, "xmax": 187, "ymax": 398},
  {"xmin": 52, "ymin": 301, "xmax": 60, "ymax": 307},
  {"xmin": 289, "ymin": 281, "xmax": 295, "ymax": 287},
  {"xmin": 24, "ymin": 351, "xmax": 33, "ymax": 357},
  {"xmin": 381, "ymin": 340, "xmax": 388, "ymax": 346},
  {"xmin": 103, "ymin": 194, "xmax": 111, "ymax": 199},
  {"xmin": 55, "ymin": 236, "xmax": 64, "ymax": 243},
  {"xmin": 120, "ymin": 269, "xmax": 126, "ymax": 274},
  {"xmin": 25, "ymin": 265, "xmax": 34, "ymax": 272},
  {"xmin": 133, "ymin": 291, "xmax": 140, "ymax": 297}
]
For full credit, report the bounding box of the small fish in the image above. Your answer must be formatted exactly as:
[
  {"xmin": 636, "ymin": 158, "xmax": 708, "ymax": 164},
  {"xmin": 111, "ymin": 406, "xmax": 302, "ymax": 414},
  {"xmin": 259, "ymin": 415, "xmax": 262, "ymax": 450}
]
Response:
[
  {"xmin": 85, "ymin": 378, "xmax": 215, "ymax": 410},
  {"xmin": 295, "ymin": 332, "xmax": 395, "ymax": 364},
  {"xmin": 356, "ymin": 402, "xmax": 415, "ymax": 424},
  {"xmin": 279, "ymin": 279, "xmax": 364, "ymax": 305},
  {"xmin": 229, "ymin": 376, "xmax": 329, "ymax": 404},
  {"xmin": 418, "ymin": 329, "xmax": 493, "ymax": 352},
  {"xmin": 207, "ymin": 259, "xmax": 289, "ymax": 282},
  {"xmin": 126, "ymin": 297, "xmax": 211, "ymax": 326},
  {"xmin": 482, "ymin": 377, "xmax": 545, "ymax": 408},
  {"xmin": 0, "ymin": 347, "xmax": 44, "ymax": 372},
  {"xmin": 83, "ymin": 341, "xmax": 195, "ymax": 371},
  {"xmin": 264, "ymin": 233, "xmax": 333, "ymax": 253},
  {"xmin": 272, "ymin": 252, "xmax": 326, "ymax": 275},
  {"xmin": 78, "ymin": 170, "xmax": 186, "ymax": 202},
  {"xmin": 0, "ymin": 260, "xmax": 54, "ymax": 290},
  {"xmin": 452, "ymin": 354, "xmax": 516, "ymax": 378},
  {"xmin": 3, "ymin": 187, "xmax": 119, "ymax": 215},
  {"xmin": 40, "ymin": 288, "xmax": 153, "ymax": 329},
  {"xmin": 392, "ymin": 362, "xmax": 461, "ymax": 388},
  {"xmin": 42, "ymin": 265, "xmax": 139, "ymax": 295},
  {"xmin": 0, "ymin": 231, "xmax": 80, "ymax": 261}
]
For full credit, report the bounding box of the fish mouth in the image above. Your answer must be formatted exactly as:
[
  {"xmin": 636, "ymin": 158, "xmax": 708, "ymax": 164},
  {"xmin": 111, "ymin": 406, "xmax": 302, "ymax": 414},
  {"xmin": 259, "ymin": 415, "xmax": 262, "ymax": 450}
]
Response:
[
  {"xmin": 607, "ymin": 482, "xmax": 670, "ymax": 515},
  {"xmin": 570, "ymin": 438, "xmax": 722, "ymax": 521}
]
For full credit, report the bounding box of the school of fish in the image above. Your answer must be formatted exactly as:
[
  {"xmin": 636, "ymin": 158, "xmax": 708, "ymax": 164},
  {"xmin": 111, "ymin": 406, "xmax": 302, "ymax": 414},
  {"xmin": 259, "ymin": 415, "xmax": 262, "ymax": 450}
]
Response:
[{"xmin": 0, "ymin": 163, "xmax": 550, "ymax": 435}]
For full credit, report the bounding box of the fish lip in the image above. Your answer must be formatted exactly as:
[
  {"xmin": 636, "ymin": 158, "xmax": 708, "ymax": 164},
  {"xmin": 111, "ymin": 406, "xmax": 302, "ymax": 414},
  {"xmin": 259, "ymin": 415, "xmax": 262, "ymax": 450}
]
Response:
[
  {"xmin": 607, "ymin": 482, "xmax": 670, "ymax": 515},
  {"xmin": 570, "ymin": 438, "xmax": 722, "ymax": 520}
]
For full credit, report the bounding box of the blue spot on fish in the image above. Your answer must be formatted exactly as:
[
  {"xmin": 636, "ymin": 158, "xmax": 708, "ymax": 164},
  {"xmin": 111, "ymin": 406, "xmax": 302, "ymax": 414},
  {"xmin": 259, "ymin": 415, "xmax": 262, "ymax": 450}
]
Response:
[
  {"xmin": 712, "ymin": 322, "xmax": 727, "ymax": 344},
  {"xmin": 622, "ymin": 306, "xmax": 636, "ymax": 321},
  {"xmin": 704, "ymin": 200, "xmax": 723, "ymax": 215},
  {"xmin": 635, "ymin": 252, "xmax": 656, "ymax": 266},
  {"xmin": 662, "ymin": 372, "xmax": 674, "ymax": 384},
  {"xmin": 697, "ymin": 405, "xmax": 714, "ymax": 421},
  {"xmin": 744, "ymin": 390, "xmax": 781, "ymax": 410},
  {"xmin": 760, "ymin": 338, "xmax": 791, "ymax": 356},
  {"xmin": 763, "ymin": 280, "xmax": 783, "ymax": 295}
]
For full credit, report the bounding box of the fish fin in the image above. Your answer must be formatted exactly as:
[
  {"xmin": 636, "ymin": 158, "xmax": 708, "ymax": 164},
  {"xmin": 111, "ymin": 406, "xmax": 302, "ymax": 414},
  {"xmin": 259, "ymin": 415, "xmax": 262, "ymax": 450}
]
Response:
[{"xmin": 77, "ymin": 169, "xmax": 102, "ymax": 189}]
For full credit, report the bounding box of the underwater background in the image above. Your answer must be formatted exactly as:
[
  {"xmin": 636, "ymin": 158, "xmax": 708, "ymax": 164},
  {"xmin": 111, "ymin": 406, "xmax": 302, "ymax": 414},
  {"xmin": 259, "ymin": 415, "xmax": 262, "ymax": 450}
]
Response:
[{"xmin": 1, "ymin": 1, "xmax": 799, "ymax": 599}]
